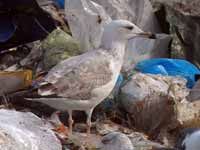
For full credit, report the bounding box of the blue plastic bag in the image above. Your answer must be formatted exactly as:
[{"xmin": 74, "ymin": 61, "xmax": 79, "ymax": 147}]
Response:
[
  {"xmin": 53, "ymin": 0, "xmax": 64, "ymax": 9},
  {"xmin": 0, "ymin": 0, "xmax": 56, "ymax": 50},
  {"xmin": 112, "ymin": 73, "xmax": 123, "ymax": 98},
  {"xmin": 0, "ymin": 16, "xmax": 16, "ymax": 43},
  {"xmin": 135, "ymin": 58, "xmax": 200, "ymax": 88}
]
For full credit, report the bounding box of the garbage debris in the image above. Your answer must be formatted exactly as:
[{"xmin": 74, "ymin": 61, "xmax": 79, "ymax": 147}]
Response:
[
  {"xmin": 0, "ymin": 0, "xmax": 199, "ymax": 150},
  {"xmin": 176, "ymin": 100, "xmax": 200, "ymax": 128},
  {"xmin": 120, "ymin": 73, "xmax": 189, "ymax": 134},
  {"xmin": 0, "ymin": 109, "xmax": 62, "ymax": 150},
  {"xmin": 19, "ymin": 41, "xmax": 43, "ymax": 70},
  {"xmin": 53, "ymin": 0, "xmax": 65, "ymax": 9},
  {"xmin": 122, "ymin": 34, "xmax": 171, "ymax": 73},
  {"xmin": 135, "ymin": 58, "xmax": 200, "ymax": 88},
  {"xmin": 120, "ymin": 73, "xmax": 200, "ymax": 142},
  {"xmin": 100, "ymin": 132, "xmax": 134, "ymax": 150},
  {"xmin": 175, "ymin": 128, "xmax": 200, "ymax": 150},
  {"xmin": 0, "ymin": 70, "xmax": 32, "ymax": 95},
  {"xmin": 128, "ymin": 132, "xmax": 173, "ymax": 150},
  {"xmin": 41, "ymin": 28, "xmax": 81, "ymax": 70},
  {"xmin": 121, "ymin": 73, "xmax": 189, "ymax": 105},
  {"xmin": 187, "ymin": 79, "xmax": 200, "ymax": 102},
  {"xmin": 0, "ymin": 0, "xmax": 56, "ymax": 50},
  {"xmin": 0, "ymin": 15, "xmax": 16, "ymax": 43},
  {"xmin": 151, "ymin": 0, "xmax": 200, "ymax": 66},
  {"xmin": 93, "ymin": 0, "xmax": 161, "ymax": 33},
  {"xmin": 65, "ymin": 0, "xmax": 111, "ymax": 51}
]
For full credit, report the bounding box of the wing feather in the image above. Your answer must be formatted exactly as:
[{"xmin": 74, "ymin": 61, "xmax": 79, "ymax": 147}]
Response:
[{"xmin": 39, "ymin": 50, "xmax": 113, "ymax": 100}]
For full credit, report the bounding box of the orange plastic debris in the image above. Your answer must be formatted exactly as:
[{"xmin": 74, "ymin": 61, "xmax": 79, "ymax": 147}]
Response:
[{"xmin": 53, "ymin": 124, "xmax": 69, "ymax": 136}]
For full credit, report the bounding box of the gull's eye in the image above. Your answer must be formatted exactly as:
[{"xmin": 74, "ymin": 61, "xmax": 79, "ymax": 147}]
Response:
[{"xmin": 125, "ymin": 26, "xmax": 133, "ymax": 30}]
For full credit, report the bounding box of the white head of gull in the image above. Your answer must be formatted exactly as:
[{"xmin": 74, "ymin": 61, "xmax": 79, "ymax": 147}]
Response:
[{"xmin": 27, "ymin": 20, "xmax": 153, "ymax": 135}]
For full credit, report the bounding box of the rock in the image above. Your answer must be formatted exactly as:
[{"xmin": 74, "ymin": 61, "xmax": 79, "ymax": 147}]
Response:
[
  {"xmin": 65, "ymin": 0, "xmax": 111, "ymax": 51},
  {"xmin": 100, "ymin": 132, "xmax": 134, "ymax": 150},
  {"xmin": 150, "ymin": 0, "xmax": 200, "ymax": 66},
  {"xmin": 0, "ymin": 109, "xmax": 62, "ymax": 150},
  {"xmin": 41, "ymin": 29, "xmax": 81, "ymax": 70},
  {"xmin": 93, "ymin": 0, "xmax": 161, "ymax": 33}
]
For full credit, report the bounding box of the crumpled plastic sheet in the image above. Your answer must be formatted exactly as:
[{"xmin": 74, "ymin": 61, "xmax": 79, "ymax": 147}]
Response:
[
  {"xmin": 65, "ymin": 0, "xmax": 111, "ymax": 51},
  {"xmin": 0, "ymin": 109, "xmax": 62, "ymax": 150},
  {"xmin": 93, "ymin": 0, "xmax": 161, "ymax": 33}
]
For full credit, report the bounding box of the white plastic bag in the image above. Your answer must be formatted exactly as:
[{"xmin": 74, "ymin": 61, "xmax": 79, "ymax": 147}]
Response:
[
  {"xmin": 93, "ymin": 0, "xmax": 161, "ymax": 33},
  {"xmin": 0, "ymin": 109, "xmax": 62, "ymax": 150},
  {"xmin": 65, "ymin": 0, "xmax": 111, "ymax": 51},
  {"xmin": 122, "ymin": 34, "xmax": 171, "ymax": 72}
]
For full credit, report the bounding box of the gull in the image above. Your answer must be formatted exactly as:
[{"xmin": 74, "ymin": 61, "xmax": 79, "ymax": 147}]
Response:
[{"xmin": 27, "ymin": 20, "xmax": 153, "ymax": 134}]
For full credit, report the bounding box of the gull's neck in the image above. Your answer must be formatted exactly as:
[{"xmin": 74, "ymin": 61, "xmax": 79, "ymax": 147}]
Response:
[{"xmin": 99, "ymin": 33, "xmax": 126, "ymax": 61}]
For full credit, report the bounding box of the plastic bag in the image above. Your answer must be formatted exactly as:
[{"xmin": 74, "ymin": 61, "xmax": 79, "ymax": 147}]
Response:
[
  {"xmin": 122, "ymin": 34, "xmax": 171, "ymax": 73},
  {"xmin": 65, "ymin": 0, "xmax": 111, "ymax": 51},
  {"xmin": 135, "ymin": 58, "xmax": 200, "ymax": 88},
  {"xmin": 93, "ymin": 0, "xmax": 161, "ymax": 33},
  {"xmin": 0, "ymin": 109, "xmax": 61, "ymax": 150}
]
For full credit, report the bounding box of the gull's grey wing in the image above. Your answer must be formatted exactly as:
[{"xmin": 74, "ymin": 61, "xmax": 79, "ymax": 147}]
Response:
[{"xmin": 38, "ymin": 50, "xmax": 113, "ymax": 100}]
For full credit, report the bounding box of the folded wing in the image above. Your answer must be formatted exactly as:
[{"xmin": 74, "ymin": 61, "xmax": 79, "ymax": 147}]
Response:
[{"xmin": 38, "ymin": 50, "xmax": 113, "ymax": 100}]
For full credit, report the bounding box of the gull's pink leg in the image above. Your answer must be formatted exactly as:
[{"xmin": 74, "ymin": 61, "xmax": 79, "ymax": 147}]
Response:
[
  {"xmin": 85, "ymin": 108, "xmax": 94, "ymax": 135},
  {"xmin": 68, "ymin": 110, "xmax": 74, "ymax": 134}
]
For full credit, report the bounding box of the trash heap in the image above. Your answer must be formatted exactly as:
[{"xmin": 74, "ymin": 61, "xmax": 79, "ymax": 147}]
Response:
[{"xmin": 0, "ymin": 0, "xmax": 199, "ymax": 150}]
